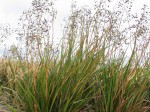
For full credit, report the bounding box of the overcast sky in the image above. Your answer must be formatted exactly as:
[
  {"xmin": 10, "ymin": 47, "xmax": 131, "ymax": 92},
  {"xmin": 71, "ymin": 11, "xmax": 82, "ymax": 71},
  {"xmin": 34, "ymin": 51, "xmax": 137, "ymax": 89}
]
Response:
[
  {"xmin": 0, "ymin": 0, "xmax": 150, "ymax": 56},
  {"xmin": 0, "ymin": 0, "xmax": 150, "ymax": 26}
]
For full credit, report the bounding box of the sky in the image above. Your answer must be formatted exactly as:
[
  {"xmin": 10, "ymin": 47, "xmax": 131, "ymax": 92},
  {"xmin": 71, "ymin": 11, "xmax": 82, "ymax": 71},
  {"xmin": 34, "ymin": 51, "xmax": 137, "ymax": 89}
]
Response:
[
  {"xmin": 0, "ymin": 0, "xmax": 149, "ymax": 26},
  {"xmin": 0, "ymin": 0, "xmax": 150, "ymax": 56}
]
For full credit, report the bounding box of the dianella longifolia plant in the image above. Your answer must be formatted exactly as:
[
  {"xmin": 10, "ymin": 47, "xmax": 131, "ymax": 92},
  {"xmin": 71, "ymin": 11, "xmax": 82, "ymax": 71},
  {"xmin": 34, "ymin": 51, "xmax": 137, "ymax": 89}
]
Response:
[{"xmin": 0, "ymin": 0, "xmax": 150, "ymax": 112}]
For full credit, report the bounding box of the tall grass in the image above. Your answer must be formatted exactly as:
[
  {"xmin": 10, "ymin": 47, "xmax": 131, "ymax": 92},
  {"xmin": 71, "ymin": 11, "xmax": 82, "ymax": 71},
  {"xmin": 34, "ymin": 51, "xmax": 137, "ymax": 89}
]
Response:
[{"xmin": 0, "ymin": 0, "xmax": 150, "ymax": 112}]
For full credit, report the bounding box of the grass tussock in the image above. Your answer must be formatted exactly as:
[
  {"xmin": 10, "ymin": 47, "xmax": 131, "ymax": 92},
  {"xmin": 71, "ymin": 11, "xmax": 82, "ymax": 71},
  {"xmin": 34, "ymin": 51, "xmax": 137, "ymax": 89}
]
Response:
[{"xmin": 0, "ymin": 0, "xmax": 150, "ymax": 112}]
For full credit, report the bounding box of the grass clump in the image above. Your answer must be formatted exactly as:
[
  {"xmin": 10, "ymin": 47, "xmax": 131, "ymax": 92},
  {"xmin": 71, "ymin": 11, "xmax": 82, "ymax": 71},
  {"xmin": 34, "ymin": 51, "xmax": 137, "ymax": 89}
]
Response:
[{"xmin": 0, "ymin": 0, "xmax": 150, "ymax": 112}]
